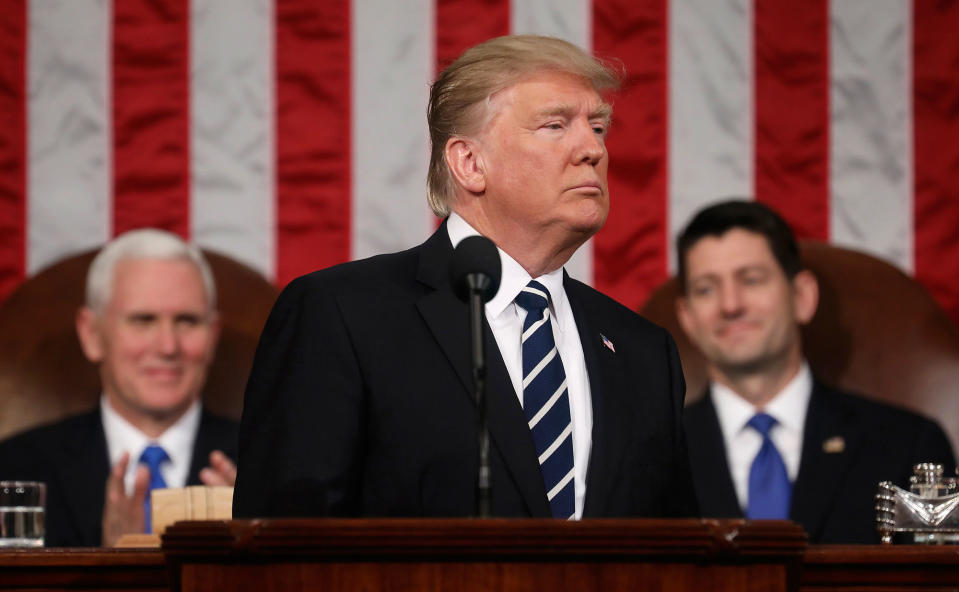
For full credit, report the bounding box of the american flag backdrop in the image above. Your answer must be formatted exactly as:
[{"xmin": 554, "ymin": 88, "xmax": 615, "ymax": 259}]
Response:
[{"xmin": 2, "ymin": 0, "xmax": 959, "ymax": 326}]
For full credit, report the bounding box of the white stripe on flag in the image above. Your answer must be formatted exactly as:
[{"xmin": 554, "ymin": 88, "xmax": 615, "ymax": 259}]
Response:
[
  {"xmin": 512, "ymin": 0, "xmax": 594, "ymax": 285},
  {"xmin": 512, "ymin": 0, "xmax": 591, "ymax": 47},
  {"xmin": 27, "ymin": 0, "xmax": 111, "ymax": 273},
  {"xmin": 668, "ymin": 0, "xmax": 753, "ymax": 271},
  {"xmin": 829, "ymin": 0, "xmax": 912, "ymax": 272},
  {"xmin": 191, "ymin": 0, "xmax": 275, "ymax": 280},
  {"xmin": 352, "ymin": 0, "xmax": 434, "ymax": 261}
]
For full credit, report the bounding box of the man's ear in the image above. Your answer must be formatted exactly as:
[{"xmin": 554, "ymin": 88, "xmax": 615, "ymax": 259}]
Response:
[
  {"xmin": 445, "ymin": 136, "xmax": 486, "ymax": 195},
  {"xmin": 675, "ymin": 295, "xmax": 695, "ymax": 340},
  {"xmin": 76, "ymin": 306, "xmax": 105, "ymax": 363},
  {"xmin": 206, "ymin": 311, "xmax": 222, "ymax": 358},
  {"xmin": 792, "ymin": 269, "xmax": 819, "ymax": 325}
]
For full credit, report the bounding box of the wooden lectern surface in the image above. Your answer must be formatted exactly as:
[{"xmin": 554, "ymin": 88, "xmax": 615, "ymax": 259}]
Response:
[
  {"xmin": 803, "ymin": 545, "xmax": 959, "ymax": 590},
  {"xmin": 162, "ymin": 518, "xmax": 807, "ymax": 592},
  {"xmin": 0, "ymin": 547, "xmax": 167, "ymax": 590}
]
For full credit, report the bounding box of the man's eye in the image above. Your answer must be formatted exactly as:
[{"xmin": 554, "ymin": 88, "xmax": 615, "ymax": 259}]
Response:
[
  {"xmin": 128, "ymin": 315, "xmax": 155, "ymax": 326},
  {"xmin": 176, "ymin": 315, "xmax": 202, "ymax": 327},
  {"xmin": 592, "ymin": 124, "xmax": 607, "ymax": 135},
  {"xmin": 545, "ymin": 122, "xmax": 563, "ymax": 130},
  {"xmin": 691, "ymin": 285, "xmax": 713, "ymax": 298}
]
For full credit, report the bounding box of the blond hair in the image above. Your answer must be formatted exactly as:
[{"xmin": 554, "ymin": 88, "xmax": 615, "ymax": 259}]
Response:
[{"xmin": 426, "ymin": 35, "xmax": 621, "ymax": 217}]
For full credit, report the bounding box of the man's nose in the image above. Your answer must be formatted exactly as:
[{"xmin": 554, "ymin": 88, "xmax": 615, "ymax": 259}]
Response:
[
  {"xmin": 718, "ymin": 283, "xmax": 745, "ymax": 316},
  {"xmin": 155, "ymin": 321, "xmax": 180, "ymax": 355},
  {"xmin": 574, "ymin": 122, "xmax": 606, "ymax": 165}
]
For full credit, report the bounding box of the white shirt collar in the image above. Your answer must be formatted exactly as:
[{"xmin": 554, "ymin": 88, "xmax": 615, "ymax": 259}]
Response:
[
  {"xmin": 101, "ymin": 395, "xmax": 202, "ymax": 491},
  {"xmin": 447, "ymin": 212, "xmax": 568, "ymax": 327},
  {"xmin": 712, "ymin": 361, "xmax": 812, "ymax": 439}
]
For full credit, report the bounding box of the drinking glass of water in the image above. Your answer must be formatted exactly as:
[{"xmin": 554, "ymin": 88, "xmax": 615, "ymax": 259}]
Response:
[{"xmin": 0, "ymin": 481, "xmax": 45, "ymax": 547}]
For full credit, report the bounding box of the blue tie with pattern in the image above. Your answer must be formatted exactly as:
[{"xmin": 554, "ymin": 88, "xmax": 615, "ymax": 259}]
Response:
[
  {"xmin": 746, "ymin": 413, "xmax": 791, "ymax": 519},
  {"xmin": 139, "ymin": 444, "xmax": 169, "ymax": 533},
  {"xmin": 515, "ymin": 280, "xmax": 575, "ymax": 519}
]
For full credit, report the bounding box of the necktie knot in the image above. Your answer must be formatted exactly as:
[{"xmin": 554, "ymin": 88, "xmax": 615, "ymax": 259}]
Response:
[
  {"xmin": 139, "ymin": 444, "xmax": 170, "ymax": 472},
  {"xmin": 747, "ymin": 412, "xmax": 777, "ymax": 437},
  {"xmin": 515, "ymin": 280, "xmax": 550, "ymax": 314}
]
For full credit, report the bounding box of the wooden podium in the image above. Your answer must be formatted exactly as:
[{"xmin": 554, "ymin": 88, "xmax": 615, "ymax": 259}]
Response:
[{"xmin": 162, "ymin": 518, "xmax": 806, "ymax": 591}]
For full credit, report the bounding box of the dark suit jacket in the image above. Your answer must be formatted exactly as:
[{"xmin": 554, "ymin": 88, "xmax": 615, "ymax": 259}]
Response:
[
  {"xmin": 0, "ymin": 406, "xmax": 238, "ymax": 547},
  {"xmin": 233, "ymin": 223, "xmax": 696, "ymax": 519},
  {"xmin": 685, "ymin": 381, "xmax": 956, "ymax": 543}
]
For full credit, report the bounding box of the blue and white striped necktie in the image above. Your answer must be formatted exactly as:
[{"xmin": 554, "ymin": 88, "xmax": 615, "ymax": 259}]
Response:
[{"xmin": 515, "ymin": 280, "xmax": 575, "ymax": 519}]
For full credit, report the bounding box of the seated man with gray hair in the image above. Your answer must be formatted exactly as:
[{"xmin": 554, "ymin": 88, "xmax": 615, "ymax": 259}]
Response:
[{"xmin": 0, "ymin": 229, "xmax": 238, "ymax": 547}]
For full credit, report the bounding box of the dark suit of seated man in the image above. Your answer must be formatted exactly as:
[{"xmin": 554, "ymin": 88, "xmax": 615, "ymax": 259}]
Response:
[
  {"xmin": 232, "ymin": 35, "xmax": 697, "ymax": 520},
  {"xmin": 675, "ymin": 200, "xmax": 956, "ymax": 543},
  {"xmin": 0, "ymin": 229, "xmax": 238, "ymax": 547}
]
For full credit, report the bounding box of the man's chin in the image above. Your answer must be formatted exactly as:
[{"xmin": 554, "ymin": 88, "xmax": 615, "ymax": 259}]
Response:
[{"xmin": 714, "ymin": 353, "xmax": 773, "ymax": 378}]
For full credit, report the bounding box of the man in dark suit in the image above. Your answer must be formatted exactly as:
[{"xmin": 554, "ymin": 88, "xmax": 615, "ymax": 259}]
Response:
[
  {"xmin": 0, "ymin": 229, "xmax": 238, "ymax": 547},
  {"xmin": 675, "ymin": 200, "xmax": 956, "ymax": 543},
  {"xmin": 232, "ymin": 35, "xmax": 696, "ymax": 520}
]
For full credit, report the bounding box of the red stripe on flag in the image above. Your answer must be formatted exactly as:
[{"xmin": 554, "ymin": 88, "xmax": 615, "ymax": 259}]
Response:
[
  {"xmin": 275, "ymin": 0, "xmax": 351, "ymax": 287},
  {"xmin": 112, "ymin": 0, "xmax": 191, "ymax": 238},
  {"xmin": 592, "ymin": 0, "xmax": 669, "ymax": 310},
  {"xmin": 914, "ymin": 1, "xmax": 959, "ymax": 328},
  {"xmin": 0, "ymin": 0, "xmax": 26, "ymax": 303},
  {"xmin": 436, "ymin": 0, "xmax": 509, "ymax": 73},
  {"xmin": 753, "ymin": 0, "xmax": 829, "ymax": 240}
]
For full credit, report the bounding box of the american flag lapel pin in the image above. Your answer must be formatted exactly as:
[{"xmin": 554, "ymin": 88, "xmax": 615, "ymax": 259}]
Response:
[
  {"xmin": 822, "ymin": 436, "xmax": 845, "ymax": 454},
  {"xmin": 601, "ymin": 333, "xmax": 615, "ymax": 353}
]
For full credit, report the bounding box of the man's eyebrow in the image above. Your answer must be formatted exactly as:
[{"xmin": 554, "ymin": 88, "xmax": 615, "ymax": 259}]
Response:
[
  {"xmin": 532, "ymin": 102, "xmax": 613, "ymax": 122},
  {"xmin": 591, "ymin": 103, "xmax": 613, "ymax": 123}
]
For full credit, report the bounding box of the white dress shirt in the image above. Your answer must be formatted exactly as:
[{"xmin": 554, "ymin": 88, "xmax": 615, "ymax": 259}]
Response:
[
  {"xmin": 711, "ymin": 362, "xmax": 812, "ymax": 512},
  {"xmin": 447, "ymin": 213, "xmax": 593, "ymax": 519},
  {"xmin": 101, "ymin": 395, "xmax": 202, "ymax": 495}
]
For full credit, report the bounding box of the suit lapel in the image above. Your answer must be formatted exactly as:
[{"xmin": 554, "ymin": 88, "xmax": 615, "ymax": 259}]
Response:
[
  {"xmin": 791, "ymin": 382, "xmax": 860, "ymax": 539},
  {"xmin": 685, "ymin": 392, "xmax": 743, "ymax": 517},
  {"xmin": 414, "ymin": 222, "xmax": 550, "ymax": 517},
  {"xmin": 565, "ymin": 279, "xmax": 621, "ymax": 517},
  {"xmin": 58, "ymin": 409, "xmax": 110, "ymax": 545}
]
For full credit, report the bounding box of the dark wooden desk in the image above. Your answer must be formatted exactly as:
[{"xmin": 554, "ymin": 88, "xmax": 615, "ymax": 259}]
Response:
[
  {"xmin": 802, "ymin": 545, "xmax": 959, "ymax": 590},
  {"xmin": 162, "ymin": 518, "xmax": 807, "ymax": 592},
  {"xmin": 7, "ymin": 524, "xmax": 959, "ymax": 591},
  {"xmin": 0, "ymin": 548, "xmax": 167, "ymax": 591}
]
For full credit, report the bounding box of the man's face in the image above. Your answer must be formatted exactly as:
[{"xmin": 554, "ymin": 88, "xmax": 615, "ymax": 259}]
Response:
[
  {"xmin": 677, "ymin": 229, "xmax": 815, "ymax": 377},
  {"xmin": 476, "ymin": 70, "xmax": 611, "ymax": 244},
  {"xmin": 77, "ymin": 258, "xmax": 219, "ymax": 422}
]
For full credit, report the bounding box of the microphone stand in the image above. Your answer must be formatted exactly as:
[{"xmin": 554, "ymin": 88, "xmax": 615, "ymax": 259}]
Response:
[{"xmin": 467, "ymin": 276, "xmax": 492, "ymax": 518}]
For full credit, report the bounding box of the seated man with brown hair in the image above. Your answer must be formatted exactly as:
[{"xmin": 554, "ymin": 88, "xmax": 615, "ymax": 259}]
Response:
[
  {"xmin": 677, "ymin": 199, "xmax": 955, "ymax": 544},
  {"xmin": 0, "ymin": 229, "xmax": 238, "ymax": 547}
]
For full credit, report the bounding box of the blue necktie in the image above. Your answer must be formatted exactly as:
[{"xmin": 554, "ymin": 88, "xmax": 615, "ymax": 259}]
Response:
[
  {"xmin": 138, "ymin": 445, "xmax": 169, "ymax": 533},
  {"xmin": 515, "ymin": 280, "xmax": 575, "ymax": 519},
  {"xmin": 746, "ymin": 413, "xmax": 791, "ymax": 519}
]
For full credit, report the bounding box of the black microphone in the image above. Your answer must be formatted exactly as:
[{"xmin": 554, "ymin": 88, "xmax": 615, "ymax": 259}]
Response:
[
  {"xmin": 449, "ymin": 235, "xmax": 501, "ymax": 518},
  {"xmin": 449, "ymin": 235, "xmax": 501, "ymax": 303}
]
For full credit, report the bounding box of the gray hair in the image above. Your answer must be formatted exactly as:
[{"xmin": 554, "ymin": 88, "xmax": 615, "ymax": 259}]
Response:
[
  {"xmin": 85, "ymin": 229, "xmax": 217, "ymax": 314},
  {"xmin": 426, "ymin": 34, "xmax": 622, "ymax": 217}
]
